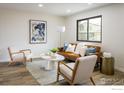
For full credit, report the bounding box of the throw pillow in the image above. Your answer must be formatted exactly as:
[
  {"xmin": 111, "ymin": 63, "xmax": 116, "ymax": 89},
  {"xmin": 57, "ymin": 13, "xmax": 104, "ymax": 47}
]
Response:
[
  {"xmin": 66, "ymin": 44, "xmax": 76, "ymax": 52},
  {"xmin": 63, "ymin": 42, "xmax": 69, "ymax": 51},
  {"xmin": 79, "ymin": 46, "xmax": 87, "ymax": 57},
  {"xmin": 85, "ymin": 47, "xmax": 96, "ymax": 55},
  {"xmin": 74, "ymin": 43, "xmax": 84, "ymax": 54}
]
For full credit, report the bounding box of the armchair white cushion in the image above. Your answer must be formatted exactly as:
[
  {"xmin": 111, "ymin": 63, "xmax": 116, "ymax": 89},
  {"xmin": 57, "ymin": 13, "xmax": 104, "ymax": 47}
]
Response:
[
  {"xmin": 59, "ymin": 63, "xmax": 75, "ymax": 80},
  {"xmin": 23, "ymin": 52, "xmax": 32, "ymax": 60},
  {"xmin": 57, "ymin": 55, "xmax": 97, "ymax": 85},
  {"xmin": 12, "ymin": 53, "xmax": 26, "ymax": 62}
]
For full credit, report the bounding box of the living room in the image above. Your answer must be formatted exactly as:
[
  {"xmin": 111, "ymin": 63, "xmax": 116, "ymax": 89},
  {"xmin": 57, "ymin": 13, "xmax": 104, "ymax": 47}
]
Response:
[{"xmin": 0, "ymin": 1, "xmax": 124, "ymax": 92}]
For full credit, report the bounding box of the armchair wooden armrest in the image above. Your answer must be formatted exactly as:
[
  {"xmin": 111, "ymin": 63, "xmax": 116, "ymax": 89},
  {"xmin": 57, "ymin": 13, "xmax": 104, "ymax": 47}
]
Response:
[
  {"xmin": 58, "ymin": 61, "xmax": 73, "ymax": 71},
  {"xmin": 20, "ymin": 49, "xmax": 31, "ymax": 53},
  {"xmin": 12, "ymin": 51, "xmax": 25, "ymax": 56},
  {"xmin": 20, "ymin": 49, "xmax": 32, "ymax": 62},
  {"xmin": 11, "ymin": 51, "xmax": 23, "ymax": 54},
  {"xmin": 95, "ymin": 52, "xmax": 101, "ymax": 55},
  {"xmin": 11, "ymin": 52, "xmax": 26, "ymax": 61}
]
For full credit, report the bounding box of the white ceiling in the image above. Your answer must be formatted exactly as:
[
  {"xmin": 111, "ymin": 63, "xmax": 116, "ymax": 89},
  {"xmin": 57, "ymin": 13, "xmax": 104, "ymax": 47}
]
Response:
[{"xmin": 0, "ymin": 3, "xmax": 111, "ymax": 16}]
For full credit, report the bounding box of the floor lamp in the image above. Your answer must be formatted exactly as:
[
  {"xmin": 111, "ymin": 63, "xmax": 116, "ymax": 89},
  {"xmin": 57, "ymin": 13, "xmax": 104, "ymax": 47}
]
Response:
[{"xmin": 57, "ymin": 26, "xmax": 65, "ymax": 47}]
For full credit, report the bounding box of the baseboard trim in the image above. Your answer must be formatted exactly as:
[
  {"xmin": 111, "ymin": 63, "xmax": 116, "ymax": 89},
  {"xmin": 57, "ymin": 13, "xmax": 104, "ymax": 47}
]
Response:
[
  {"xmin": 0, "ymin": 57, "xmax": 41, "ymax": 63},
  {"xmin": 115, "ymin": 66, "xmax": 124, "ymax": 72},
  {"xmin": 0, "ymin": 61, "xmax": 9, "ymax": 63}
]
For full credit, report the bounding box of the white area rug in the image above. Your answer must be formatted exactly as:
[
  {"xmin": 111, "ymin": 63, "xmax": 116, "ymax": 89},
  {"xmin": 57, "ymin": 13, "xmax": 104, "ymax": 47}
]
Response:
[{"xmin": 26, "ymin": 58, "xmax": 62, "ymax": 85}]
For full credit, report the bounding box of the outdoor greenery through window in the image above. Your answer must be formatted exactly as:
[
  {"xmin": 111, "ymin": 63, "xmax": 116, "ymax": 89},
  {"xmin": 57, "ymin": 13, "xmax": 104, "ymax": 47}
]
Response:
[{"xmin": 77, "ymin": 15, "xmax": 102, "ymax": 42}]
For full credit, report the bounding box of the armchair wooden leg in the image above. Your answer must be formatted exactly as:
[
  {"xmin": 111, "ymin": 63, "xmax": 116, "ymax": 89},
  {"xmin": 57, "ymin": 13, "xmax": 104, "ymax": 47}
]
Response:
[
  {"xmin": 8, "ymin": 61, "xmax": 12, "ymax": 66},
  {"xmin": 57, "ymin": 72, "xmax": 60, "ymax": 82},
  {"xmin": 23, "ymin": 62, "xmax": 26, "ymax": 66},
  {"xmin": 31, "ymin": 58, "xmax": 32, "ymax": 62},
  {"xmin": 8, "ymin": 61, "xmax": 15, "ymax": 66},
  {"xmin": 23, "ymin": 57, "xmax": 27, "ymax": 66},
  {"xmin": 90, "ymin": 77, "xmax": 95, "ymax": 85}
]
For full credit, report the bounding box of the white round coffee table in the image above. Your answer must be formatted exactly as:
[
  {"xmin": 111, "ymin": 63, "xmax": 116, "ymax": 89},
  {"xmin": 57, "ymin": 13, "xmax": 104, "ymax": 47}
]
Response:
[{"xmin": 41, "ymin": 53, "xmax": 65, "ymax": 70}]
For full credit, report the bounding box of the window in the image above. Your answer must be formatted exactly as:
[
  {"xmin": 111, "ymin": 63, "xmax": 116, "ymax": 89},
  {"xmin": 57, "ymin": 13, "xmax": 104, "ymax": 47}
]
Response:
[{"xmin": 77, "ymin": 15, "xmax": 102, "ymax": 43}]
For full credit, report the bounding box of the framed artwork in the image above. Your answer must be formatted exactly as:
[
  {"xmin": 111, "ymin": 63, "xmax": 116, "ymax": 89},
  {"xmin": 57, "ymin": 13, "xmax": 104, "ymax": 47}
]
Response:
[{"xmin": 29, "ymin": 20, "xmax": 47, "ymax": 44}]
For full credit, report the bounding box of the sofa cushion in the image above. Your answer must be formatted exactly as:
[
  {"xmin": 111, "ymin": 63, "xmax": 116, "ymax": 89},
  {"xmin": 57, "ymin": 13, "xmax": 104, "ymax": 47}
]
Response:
[
  {"xmin": 79, "ymin": 46, "xmax": 87, "ymax": 57},
  {"xmin": 75, "ymin": 43, "xmax": 84, "ymax": 54},
  {"xmin": 58, "ymin": 43, "xmax": 101, "ymax": 62}
]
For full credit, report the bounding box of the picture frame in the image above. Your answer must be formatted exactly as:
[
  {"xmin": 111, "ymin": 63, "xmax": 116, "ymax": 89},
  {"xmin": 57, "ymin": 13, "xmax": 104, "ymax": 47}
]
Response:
[{"xmin": 29, "ymin": 20, "xmax": 47, "ymax": 44}]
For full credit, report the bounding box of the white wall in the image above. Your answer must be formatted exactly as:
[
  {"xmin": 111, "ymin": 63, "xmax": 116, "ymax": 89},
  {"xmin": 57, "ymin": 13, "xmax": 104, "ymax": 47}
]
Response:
[
  {"xmin": 1, "ymin": 4, "xmax": 124, "ymax": 72},
  {"xmin": 63, "ymin": 4, "xmax": 124, "ymax": 72},
  {"xmin": 0, "ymin": 8, "xmax": 65, "ymax": 62}
]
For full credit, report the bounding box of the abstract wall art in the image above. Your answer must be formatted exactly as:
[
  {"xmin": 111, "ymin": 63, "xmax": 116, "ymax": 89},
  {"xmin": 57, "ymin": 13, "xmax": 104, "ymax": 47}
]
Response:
[{"xmin": 29, "ymin": 20, "xmax": 47, "ymax": 44}]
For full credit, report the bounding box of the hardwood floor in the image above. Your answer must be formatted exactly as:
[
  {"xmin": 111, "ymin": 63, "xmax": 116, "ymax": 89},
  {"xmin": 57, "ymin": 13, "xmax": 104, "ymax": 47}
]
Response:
[
  {"xmin": 0, "ymin": 62, "xmax": 39, "ymax": 85},
  {"xmin": 1, "ymin": 60, "xmax": 124, "ymax": 85}
]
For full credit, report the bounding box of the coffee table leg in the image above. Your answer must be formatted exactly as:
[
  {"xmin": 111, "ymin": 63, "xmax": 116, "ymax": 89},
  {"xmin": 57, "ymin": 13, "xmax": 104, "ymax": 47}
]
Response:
[{"xmin": 45, "ymin": 61, "xmax": 54, "ymax": 70}]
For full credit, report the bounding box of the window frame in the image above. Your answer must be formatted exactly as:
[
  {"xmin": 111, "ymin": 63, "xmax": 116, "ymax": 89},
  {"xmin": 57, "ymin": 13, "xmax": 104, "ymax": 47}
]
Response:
[{"xmin": 77, "ymin": 15, "xmax": 102, "ymax": 43}]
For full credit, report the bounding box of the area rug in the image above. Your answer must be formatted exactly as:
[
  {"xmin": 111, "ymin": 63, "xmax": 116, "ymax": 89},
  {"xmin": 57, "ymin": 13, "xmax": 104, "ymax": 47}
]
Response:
[
  {"xmin": 0, "ymin": 62, "xmax": 39, "ymax": 85},
  {"xmin": 26, "ymin": 59, "xmax": 60, "ymax": 85},
  {"xmin": 27, "ymin": 58, "xmax": 124, "ymax": 85}
]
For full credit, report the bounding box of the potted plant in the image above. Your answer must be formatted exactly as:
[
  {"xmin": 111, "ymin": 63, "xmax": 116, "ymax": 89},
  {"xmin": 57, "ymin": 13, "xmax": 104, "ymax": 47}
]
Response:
[{"xmin": 50, "ymin": 48, "xmax": 59, "ymax": 53}]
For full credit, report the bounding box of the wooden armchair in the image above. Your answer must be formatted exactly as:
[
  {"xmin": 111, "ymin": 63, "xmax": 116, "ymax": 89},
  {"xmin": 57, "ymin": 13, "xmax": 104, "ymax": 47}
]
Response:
[
  {"xmin": 8, "ymin": 47, "xmax": 32, "ymax": 65},
  {"xmin": 57, "ymin": 55, "xmax": 97, "ymax": 85}
]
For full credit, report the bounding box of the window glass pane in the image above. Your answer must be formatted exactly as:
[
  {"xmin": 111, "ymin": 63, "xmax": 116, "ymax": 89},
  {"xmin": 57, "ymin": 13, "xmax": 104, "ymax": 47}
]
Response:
[
  {"xmin": 89, "ymin": 17, "xmax": 101, "ymax": 41},
  {"xmin": 78, "ymin": 20, "xmax": 87, "ymax": 40}
]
